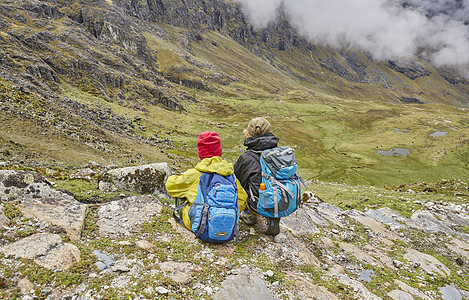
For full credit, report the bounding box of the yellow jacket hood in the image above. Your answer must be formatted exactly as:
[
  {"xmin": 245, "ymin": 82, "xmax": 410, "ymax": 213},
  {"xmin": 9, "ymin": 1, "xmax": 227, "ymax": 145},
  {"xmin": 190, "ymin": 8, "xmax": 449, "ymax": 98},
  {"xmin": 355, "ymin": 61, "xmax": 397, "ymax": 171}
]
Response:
[{"xmin": 194, "ymin": 156, "xmax": 234, "ymax": 176}]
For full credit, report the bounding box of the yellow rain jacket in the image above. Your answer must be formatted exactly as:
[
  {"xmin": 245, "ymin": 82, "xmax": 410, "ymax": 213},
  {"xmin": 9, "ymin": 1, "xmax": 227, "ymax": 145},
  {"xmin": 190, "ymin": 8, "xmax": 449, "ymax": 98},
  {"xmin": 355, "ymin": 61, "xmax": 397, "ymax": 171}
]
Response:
[{"xmin": 165, "ymin": 156, "xmax": 248, "ymax": 230}]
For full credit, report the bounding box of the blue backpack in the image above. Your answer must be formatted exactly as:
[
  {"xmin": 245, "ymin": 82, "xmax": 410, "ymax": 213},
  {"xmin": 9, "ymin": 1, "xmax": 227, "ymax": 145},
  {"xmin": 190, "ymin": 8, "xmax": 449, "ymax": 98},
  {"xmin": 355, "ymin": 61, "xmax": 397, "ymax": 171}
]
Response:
[
  {"xmin": 174, "ymin": 172, "xmax": 240, "ymax": 243},
  {"xmin": 256, "ymin": 146, "xmax": 308, "ymax": 218}
]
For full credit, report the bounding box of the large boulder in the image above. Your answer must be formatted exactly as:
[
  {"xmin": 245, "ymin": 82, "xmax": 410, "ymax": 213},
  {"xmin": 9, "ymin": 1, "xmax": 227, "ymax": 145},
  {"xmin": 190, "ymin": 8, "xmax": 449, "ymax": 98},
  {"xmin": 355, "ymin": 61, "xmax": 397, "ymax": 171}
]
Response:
[
  {"xmin": 0, "ymin": 170, "xmax": 88, "ymax": 242},
  {"xmin": 0, "ymin": 170, "xmax": 71, "ymax": 202},
  {"xmin": 98, "ymin": 163, "xmax": 170, "ymax": 195}
]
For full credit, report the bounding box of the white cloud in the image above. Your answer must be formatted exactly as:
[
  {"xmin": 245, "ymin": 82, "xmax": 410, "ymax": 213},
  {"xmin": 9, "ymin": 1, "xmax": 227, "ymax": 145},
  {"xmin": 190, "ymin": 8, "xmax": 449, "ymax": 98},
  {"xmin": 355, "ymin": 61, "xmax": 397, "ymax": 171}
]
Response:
[{"xmin": 236, "ymin": 0, "xmax": 469, "ymax": 71}]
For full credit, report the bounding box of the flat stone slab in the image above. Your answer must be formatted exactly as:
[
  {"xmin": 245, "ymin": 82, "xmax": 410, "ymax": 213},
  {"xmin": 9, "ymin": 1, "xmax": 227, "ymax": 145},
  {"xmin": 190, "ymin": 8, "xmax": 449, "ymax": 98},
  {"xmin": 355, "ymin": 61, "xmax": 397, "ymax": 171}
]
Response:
[
  {"xmin": 286, "ymin": 271, "xmax": 339, "ymax": 300},
  {"xmin": 347, "ymin": 210, "xmax": 402, "ymax": 243},
  {"xmin": 387, "ymin": 289, "xmax": 414, "ymax": 300},
  {"xmin": 97, "ymin": 195, "xmax": 163, "ymax": 238},
  {"xmin": 158, "ymin": 261, "xmax": 198, "ymax": 284},
  {"xmin": 98, "ymin": 163, "xmax": 170, "ymax": 195},
  {"xmin": 19, "ymin": 197, "xmax": 88, "ymax": 243},
  {"xmin": 281, "ymin": 207, "xmax": 321, "ymax": 236},
  {"xmin": 394, "ymin": 279, "xmax": 431, "ymax": 300},
  {"xmin": 315, "ymin": 203, "xmax": 345, "ymax": 227},
  {"xmin": 337, "ymin": 274, "xmax": 383, "ymax": 300},
  {"xmin": 409, "ymin": 210, "xmax": 454, "ymax": 234},
  {"xmin": 0, "ymin": 233, "xmax": 80, "ymax": 270},
  {"xmin": 404, "ymin": 248, "xmax": 451, "ymax": 277},
  {"xmin": 366, "ymin": 207, "xmax": 408, "ymax": 230},
  {"xmin": 213, "ymin": 268, "xmax": 274, "ymax": 300}
]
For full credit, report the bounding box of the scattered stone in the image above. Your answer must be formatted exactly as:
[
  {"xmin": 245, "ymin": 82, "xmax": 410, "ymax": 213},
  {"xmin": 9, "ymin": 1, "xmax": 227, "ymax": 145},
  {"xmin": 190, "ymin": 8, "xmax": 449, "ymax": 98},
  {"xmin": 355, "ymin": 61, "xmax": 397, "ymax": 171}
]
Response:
[
  {"xmin": 393, "ymin": 260, "xmax": 404, "ymax": 268},
  {"xmin": 18, "ymin": 278, "xmax": 34, "ymax": 295},
  {"xmin": 0, "ymin": 233, "xmax": 80, "ymax": 270},
  {"xmin": 264, "ymin": 270, "xmax": 274, "ymax": 277},
  {"xmin": 118, "ymin": 240, "xmax": 132, "ymax": 246},
  {"xmin": 98, "ymin": 163, "xmax": 170, "ymax": 195},
  {"xmin": 135, "ymin": 239, "xmax": 157, "ymax": 250},
  {"xmin": 93, "ymin": 250, "xmax": 114, "ymax": 270},
  {"xmin": 155, "ymin": 286, "xmax": 169, "ymax": 294},
  {"xmin": 158, "ymin": 261, "xmax": 196, "ymax": 284}
]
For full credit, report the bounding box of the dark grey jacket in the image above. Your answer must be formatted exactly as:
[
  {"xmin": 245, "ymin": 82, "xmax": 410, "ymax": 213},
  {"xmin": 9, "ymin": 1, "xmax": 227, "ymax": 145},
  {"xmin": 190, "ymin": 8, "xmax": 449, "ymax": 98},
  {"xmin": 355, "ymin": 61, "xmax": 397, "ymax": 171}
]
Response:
[{"xmin": 234, "ymin": 133, "xmax": 279, "ymax": 211}]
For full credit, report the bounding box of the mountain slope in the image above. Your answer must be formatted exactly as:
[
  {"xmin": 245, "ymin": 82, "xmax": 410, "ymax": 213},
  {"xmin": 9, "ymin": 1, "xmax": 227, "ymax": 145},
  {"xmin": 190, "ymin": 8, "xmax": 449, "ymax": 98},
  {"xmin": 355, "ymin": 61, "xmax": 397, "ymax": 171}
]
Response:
[{"xmin": 0, "ymin": 0, "xmax": 468, "ymax": 186}]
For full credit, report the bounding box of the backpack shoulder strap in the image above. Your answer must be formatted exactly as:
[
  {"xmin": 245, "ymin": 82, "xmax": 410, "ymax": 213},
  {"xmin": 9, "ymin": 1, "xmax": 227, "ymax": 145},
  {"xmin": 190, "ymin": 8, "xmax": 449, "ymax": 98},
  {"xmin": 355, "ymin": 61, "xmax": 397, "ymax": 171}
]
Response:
[{"xmin": 173, "ymin": 202, "xmax": 187, "ymax": 225}]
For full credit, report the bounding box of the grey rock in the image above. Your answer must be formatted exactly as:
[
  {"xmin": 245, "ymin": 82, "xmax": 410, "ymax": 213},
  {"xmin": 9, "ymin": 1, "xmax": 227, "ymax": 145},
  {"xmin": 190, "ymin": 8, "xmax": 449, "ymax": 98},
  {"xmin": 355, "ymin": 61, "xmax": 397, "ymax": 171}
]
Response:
[
  {"xmin": 315, "ymin": 203, "xmax": 345, "ymax": 227},
  {"xmin": 409, "ymin": 210, "xmax": 453, "ymax": 234},
  {"xmin": 18, "ymin": 278, "xmax": 35, "ymax": 295},
  {"xmin": 366, "ymin": 207, "xmax": 408, "ymax": 229},
  {"xmin": 213, "ymin": 268, "xmax": 274, "ymax": 300},
  {"xmin": 440, "ymin": 284, "xmax": 462, "ymax": 300},
  {"xmin": 394, "ymin": 279, "xmax": 431, "ymax": 300},
  {"xmin": 19, "ymin": 197, "xmax": 88, "ymax": 243},
  {"xmin": 98, "ymin": 163, "xmax": 170, "ymax": 195},
  {"xmin": 404, "ymin": 248, "xmax": 451, "ymax": 277},
  {"xmin": 0, "ymin": 204, "xmax": 8, "ymax": 227},
  {"xmin": 97, "ymin": 195, "xmax": 162, "ymax": 238},
  {"xmin": 387, "ymin": 290, "xmax": 415, "ymax": 300},
  {"xmin": 281, "ymin": 207, "xmax": 321, "ymax": 235},
  {"xmin": 0, "ymin": 233, "xmax": 80, "ymax": 270},
  {"xmin": 0, "ymin": 170, "xmax": 72, "ymax": 202},
  {"xmin": 337, "ymin": 274, "xmax": 383, "ymax": 300},
  {"xmin": 93, "ymin": 250, "xmax": 115, "ymax": 269}
]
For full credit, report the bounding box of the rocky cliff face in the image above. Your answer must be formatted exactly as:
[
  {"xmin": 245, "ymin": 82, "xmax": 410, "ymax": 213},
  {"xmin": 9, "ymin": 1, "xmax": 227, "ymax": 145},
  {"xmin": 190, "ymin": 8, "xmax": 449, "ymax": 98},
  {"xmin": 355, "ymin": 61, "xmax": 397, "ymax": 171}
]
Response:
[{"xmin": 2, "ymin": 0, "xmax": 468, "ymax": 111}]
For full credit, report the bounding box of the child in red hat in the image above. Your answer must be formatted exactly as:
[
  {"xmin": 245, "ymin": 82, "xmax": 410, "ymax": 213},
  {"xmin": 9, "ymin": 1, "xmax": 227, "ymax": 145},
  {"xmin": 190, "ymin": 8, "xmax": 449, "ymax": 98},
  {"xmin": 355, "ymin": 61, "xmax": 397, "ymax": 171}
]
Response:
[{"xmin": 166, "ymin": 131, "xmax": 247, "ymax": 231}]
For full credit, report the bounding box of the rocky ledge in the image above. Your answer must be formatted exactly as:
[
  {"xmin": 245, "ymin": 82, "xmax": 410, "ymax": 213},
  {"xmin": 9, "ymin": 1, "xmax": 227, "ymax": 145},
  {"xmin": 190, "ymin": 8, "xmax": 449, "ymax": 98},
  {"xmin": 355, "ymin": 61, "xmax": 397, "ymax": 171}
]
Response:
[{"xmin": 0, "ymin": 167, "xmax": 468, "ymax": 299}]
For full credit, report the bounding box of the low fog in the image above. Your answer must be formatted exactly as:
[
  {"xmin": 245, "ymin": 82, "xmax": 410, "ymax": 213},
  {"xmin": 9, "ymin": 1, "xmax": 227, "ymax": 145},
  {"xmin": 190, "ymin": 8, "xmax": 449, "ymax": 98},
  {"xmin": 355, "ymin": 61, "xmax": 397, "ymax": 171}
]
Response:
[{"xmin": 236, "ymin": 0, "xmax": 469, "ymax": 74}]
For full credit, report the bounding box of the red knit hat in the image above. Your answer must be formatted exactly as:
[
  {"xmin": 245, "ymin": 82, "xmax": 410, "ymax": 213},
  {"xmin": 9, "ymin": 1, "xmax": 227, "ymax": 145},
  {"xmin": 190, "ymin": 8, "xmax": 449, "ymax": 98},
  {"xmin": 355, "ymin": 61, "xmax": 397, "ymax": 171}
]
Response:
[{"xmin": 197, "ymin": 131, "xmax": 222, "ymax": 160}]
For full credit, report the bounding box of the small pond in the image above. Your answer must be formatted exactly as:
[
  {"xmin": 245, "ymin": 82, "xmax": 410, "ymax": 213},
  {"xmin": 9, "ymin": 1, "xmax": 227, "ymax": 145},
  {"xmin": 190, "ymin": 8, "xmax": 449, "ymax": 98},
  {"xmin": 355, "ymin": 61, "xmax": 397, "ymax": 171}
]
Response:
[
  {"xmin": 377, "ymin": 148, "xmax": 410, "ymax": 156},
  {"xmin": 429, "ymin": 131, "xmax": 448, "ymax": 138}
]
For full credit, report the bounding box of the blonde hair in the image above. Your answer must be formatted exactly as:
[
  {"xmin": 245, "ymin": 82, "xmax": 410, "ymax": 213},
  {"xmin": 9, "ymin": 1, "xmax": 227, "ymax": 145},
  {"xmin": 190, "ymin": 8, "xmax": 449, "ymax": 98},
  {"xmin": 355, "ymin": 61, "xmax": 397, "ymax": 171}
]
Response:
[{"xmin": 244, "ymin": 117, "xmax": 271, "ymax": 137}]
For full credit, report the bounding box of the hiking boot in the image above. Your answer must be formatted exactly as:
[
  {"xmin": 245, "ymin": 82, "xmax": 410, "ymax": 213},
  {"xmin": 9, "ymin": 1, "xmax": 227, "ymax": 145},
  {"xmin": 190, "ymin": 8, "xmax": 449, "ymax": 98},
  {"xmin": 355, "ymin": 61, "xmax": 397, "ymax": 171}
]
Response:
[
  {"xmin": 255, "ymin": 215, "xmax": 280, "ymax": 235},
  {"xmin": 240, "ymin": 209, "xmax": 256, "ymax": 225},
  {"xmin": 264, "ymin": 217, "xmax": 280, "ymax": 236},
  {"xmin": 255, "ymin": 214, "xmax": 269, "ymax": 233}
]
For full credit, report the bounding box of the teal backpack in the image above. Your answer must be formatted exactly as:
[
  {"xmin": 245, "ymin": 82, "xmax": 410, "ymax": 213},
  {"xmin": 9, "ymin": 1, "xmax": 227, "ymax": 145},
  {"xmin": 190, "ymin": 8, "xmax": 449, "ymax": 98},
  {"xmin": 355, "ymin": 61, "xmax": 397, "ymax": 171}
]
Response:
[{"xmin": 256, "ymin": 146, "xmax": 308, "ymax": 218}]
